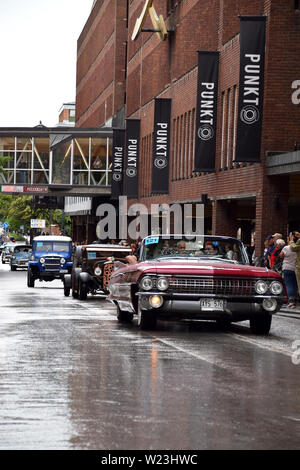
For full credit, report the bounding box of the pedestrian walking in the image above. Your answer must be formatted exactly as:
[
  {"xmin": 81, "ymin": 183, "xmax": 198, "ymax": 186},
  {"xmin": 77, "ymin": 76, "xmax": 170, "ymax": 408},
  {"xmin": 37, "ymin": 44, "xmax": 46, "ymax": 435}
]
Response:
[
  {"xmin": 270, "ymin": 238, "xmax": 285, "ymax": 272},
  {"xmin": 289, "ymin": 231, "xmax": 300, "ymax": 299},
  {"xmin": 264, "ymin": 235, "xmax": 274, "ymax": 268},
  {"xmin": 280, "ymin": 235, "xmax": 298, "ymax": 308}
]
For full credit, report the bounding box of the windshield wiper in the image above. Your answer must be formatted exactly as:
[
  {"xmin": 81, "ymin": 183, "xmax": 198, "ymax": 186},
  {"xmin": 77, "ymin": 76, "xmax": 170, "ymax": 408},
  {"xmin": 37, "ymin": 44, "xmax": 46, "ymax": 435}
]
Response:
[{"xmin": 204, "ymin": 257, "xmax": 239, "ymax": 263}]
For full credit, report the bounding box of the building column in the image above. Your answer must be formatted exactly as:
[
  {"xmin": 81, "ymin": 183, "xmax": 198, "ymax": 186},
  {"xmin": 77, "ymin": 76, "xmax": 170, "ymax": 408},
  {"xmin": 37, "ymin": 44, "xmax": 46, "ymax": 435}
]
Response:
[
  {"xmin": 212, "ymin": 199, "xmax": 239, "ymax": 238},
  {"xmin": 254, "ymin": 176, "xmax": 289, "ymax": 257}
]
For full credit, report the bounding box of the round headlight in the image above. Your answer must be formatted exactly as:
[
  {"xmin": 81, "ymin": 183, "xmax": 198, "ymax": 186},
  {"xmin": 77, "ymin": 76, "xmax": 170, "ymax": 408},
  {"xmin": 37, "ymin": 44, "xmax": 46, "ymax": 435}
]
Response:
[
  {"xmin": 140, "ymin": 276, "xmax": 154, "ymax": 291},
  {"xmin": 40, "ymin": 257, "xmax": 45, "ymax": 264},
  {"xmin": 255, "ymin": 280, "xmax": 268, "ymax": 294},
  {"xmin": 60, "ymin": 258, "xmax": 66, "ymax": 264},
  {"xmin": 270, "ymin": 281, "xmax": 283, "ymax": 295},
  {"xmin": 94, "ymin": 266, "xmax": 102, "ymax": 276},
  {"xmin": 157, "ymin": 276, "xmax": 169, "ymax": 291}
]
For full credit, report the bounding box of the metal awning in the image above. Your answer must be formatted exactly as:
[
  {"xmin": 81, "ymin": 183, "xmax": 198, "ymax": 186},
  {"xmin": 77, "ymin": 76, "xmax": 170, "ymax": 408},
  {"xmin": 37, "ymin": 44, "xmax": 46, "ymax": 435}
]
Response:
[{"xmin": 266, "ymin": 150, "xmax": 300, "ymax": 175}]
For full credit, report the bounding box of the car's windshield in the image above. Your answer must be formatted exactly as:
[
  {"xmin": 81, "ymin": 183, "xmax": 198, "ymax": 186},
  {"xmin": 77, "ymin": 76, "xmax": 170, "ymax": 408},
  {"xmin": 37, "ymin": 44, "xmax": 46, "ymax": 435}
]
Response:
[
  {"xmin": 140, "ymin": 236, "xmax": 249, "ymax": 265},
  {"xmin": 35, "ymin": 241, "xmax": 70, "ymax": 253},
  {"xmin": 15, "ymin": 250, "xmax": 31, "ymax": 258},
  {"xmin": 86, "ymin": 250, "xmax": 130, "ymax": 260},
  {"xmin": 14, "ymin": 247, "xmax": 31, "ymax": 254}
]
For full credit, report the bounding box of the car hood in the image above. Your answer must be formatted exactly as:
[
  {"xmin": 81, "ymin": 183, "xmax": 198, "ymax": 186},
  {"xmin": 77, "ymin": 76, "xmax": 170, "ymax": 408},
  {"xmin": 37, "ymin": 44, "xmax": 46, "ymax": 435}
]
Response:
[
  {"xmin": 15, "ymin": 253, "xmax": 31, "ymax": 259},
  {"xmin": 132, "ymin": 258, "xmax": 281, "ymax": 279},
  {"xmin": 35, "ymin": 252, "xmax": 69, "ymax": 258}
]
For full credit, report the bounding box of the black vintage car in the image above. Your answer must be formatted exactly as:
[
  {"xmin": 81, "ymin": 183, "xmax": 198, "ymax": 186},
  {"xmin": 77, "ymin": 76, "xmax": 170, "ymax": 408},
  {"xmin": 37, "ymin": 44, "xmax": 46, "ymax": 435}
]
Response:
[{"xmin": 64, "ymin": 243, "xmax": 132, "ymax": 299}]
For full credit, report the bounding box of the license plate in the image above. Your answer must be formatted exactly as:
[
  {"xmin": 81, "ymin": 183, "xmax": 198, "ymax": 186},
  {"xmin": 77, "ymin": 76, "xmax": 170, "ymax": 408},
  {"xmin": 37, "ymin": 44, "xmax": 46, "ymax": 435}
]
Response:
[
  {"xmin": 200, "ymin": 298, "xmax": 225, "ymax": 311},
  {"xmin": 60, "ymin": 269, "xmax": 68, "ymax": 274}
]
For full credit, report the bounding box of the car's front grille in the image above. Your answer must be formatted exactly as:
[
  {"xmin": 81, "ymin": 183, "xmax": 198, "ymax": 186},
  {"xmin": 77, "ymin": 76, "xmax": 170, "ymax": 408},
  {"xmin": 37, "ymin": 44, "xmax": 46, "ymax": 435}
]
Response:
[
  {"xmin": 44, "ymin": 257, "xmax": 61, "ymax": 271},
  {"xmin": 168, "ymin": 276, "xmax": 256, "ymax": 296}
]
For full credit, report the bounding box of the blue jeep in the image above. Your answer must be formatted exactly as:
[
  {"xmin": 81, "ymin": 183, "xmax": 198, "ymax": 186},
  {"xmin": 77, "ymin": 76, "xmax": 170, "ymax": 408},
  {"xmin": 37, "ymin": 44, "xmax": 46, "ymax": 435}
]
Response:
[{"xmin": 27, "ymin": 236, "xmax": 73, "ymax": 288}]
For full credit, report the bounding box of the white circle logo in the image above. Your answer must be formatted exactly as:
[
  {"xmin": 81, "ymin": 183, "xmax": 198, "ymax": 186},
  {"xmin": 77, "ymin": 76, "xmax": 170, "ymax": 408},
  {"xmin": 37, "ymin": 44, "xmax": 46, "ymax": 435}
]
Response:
[
  {"xmin": 198, "ymin": 125, "xmax": 214, "ymax": 141},
  {"xmin": 126, "ymin": 168, "xmax": 137, "ymax": 178},
  {"xmin": 113, "ymin": 173, "xmax": 122, "ymax": 182},
  {"xmin": 240, "ymin": 105, "xmax": 260, "ymax": 124},
  {"xmin": 154, "ymin": 157, "xmax": 167, "ymax": 169}
]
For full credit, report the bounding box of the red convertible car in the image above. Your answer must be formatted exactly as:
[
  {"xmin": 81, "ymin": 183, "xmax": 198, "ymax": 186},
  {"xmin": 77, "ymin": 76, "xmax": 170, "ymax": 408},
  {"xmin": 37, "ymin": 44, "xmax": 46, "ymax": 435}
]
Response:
[{"xmin": 107, "ymin": 235, "xmax": 286, "ymax": 334}]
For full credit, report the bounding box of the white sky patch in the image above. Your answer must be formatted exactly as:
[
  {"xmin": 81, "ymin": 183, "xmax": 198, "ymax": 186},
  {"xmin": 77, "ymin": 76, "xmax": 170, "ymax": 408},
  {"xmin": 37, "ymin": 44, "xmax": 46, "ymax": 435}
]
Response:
[{"xmin": 0, "ymin": 0, "xmax": 93, "ymax": 127}]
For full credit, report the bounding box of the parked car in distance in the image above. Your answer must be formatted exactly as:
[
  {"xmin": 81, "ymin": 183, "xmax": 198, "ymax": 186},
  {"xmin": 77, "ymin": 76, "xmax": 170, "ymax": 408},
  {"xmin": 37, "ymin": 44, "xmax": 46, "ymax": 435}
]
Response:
[
  {"xmin": 65, "ymin": 243, "xmax": 132, "ymax": 299},
  {"xmin": 27, "ymin": 236, "xmax": 73, "ymax": 287},
  {"xmin": 107, "ymin": 235, "xmax": 287, "ymax": 334},
  {"xmin": 1, "ymin": 242, "xmax": 16, "ymax": 264},
  {"xmin": 10, "ymin": 245, "xmax": 32, "ymax": 271}
]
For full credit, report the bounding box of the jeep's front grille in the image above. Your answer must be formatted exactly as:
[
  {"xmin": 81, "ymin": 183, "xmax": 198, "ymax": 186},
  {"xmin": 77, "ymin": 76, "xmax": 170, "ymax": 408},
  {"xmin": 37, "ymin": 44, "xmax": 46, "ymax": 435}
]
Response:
[
  {"xmin": 168, "ymin": 276, "xmax": 256, "ymax": 296},
  {"xmin": 44, "ymin": 257, "xmax": 61, "ymax": 271}
]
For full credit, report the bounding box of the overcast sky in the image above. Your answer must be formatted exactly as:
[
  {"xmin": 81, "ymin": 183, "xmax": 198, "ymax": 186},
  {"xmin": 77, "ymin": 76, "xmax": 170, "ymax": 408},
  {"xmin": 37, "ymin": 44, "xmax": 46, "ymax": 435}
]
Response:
[{"xmin": 0, "ymin": 0, "xmax": 93, "ymax": 128}]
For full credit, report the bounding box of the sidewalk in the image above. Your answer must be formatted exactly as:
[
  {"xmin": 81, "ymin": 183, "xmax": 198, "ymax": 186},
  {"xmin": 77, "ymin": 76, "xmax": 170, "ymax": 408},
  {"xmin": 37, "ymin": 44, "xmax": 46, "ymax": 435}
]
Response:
[{"xmin": 279, "ymin": 304, "xmax": 300, "ymax": 315}]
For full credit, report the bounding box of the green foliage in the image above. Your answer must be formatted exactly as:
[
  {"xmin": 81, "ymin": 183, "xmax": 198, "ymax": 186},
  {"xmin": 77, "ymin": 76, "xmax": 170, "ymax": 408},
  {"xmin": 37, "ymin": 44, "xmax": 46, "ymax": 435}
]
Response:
[
  {"xmin": 0, "ymin": 194, "xmax": 71, "ymax": 236},
  {"xmin": 8, "ymin": 231, "xmax": 26, "ymax": 242},
  {"xmin": 0, "ymin": 155, "xmax": 12, "ymax": 175}
]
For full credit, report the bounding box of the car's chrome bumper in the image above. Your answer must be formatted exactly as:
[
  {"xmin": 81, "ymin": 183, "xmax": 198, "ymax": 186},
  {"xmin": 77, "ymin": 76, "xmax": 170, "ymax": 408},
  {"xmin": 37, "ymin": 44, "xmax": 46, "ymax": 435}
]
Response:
[{"xmin": 137, "ymin": 292, "xmax": 285, "ymax": 320}]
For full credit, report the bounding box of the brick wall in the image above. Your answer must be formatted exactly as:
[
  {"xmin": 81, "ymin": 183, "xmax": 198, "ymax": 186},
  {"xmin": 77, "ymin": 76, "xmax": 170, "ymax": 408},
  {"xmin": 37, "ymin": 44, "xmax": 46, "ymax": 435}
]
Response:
[
  {"xmin": 76, "ymin": 0, "xmax": 127, "ymax": 126},
  {"xmin": 75, "ymin": 0, "xmax": 300, "ymax": 254}
]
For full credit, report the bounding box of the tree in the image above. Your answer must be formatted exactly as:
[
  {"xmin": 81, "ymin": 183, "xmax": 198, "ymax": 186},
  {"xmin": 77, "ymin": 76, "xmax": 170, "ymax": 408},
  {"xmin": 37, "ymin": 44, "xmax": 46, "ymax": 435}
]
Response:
[
  {"xmin": 0, "ymin": 194, "xmax": 71, "ymax": 235},
  {"xmin": 0, "ymin": 155, "xmax": 12, "ymax": 178}
]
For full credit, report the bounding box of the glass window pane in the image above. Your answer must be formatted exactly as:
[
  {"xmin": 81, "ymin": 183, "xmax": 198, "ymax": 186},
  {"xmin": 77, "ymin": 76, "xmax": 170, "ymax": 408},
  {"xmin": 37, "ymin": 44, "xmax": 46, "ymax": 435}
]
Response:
[
  {"xmin": 16, "ymin": 170, "xmax": 30, "ymax": 184},
  {"xmin": 17, "ymin": 137, "xmax": 32, "ymax": 151},
  {"xmin": 91, "ymin": 138, "xmax": 107, "ymax": 171},
  {"xmin": 73, "ymin": 171, "xmax": 88, "ymax": 185},
  {"xmin": 33, "ymin": 170, "xmax": 49, "ymax": 184},
  {"xmin": 73, "ymin": 138, "xmax": 89, "ymax": 170},
  {"xmin": 33, "ymin": 137, "xmax": 49, "ymax": 169},
  {"xmin": 0, "ymin": 151, "xmax": 14, "ymax": 168},
  {"xmin": 0, "ymin": 137, "xmax": 15, "ymax": 151},
  {"xmin": 90, "ymin": 171, "xmax": 107, "ymax": 186},
  {"xmin": 16, "ymin": 152, "xmax": 31, "ymax": 169},
  {"xmin": 52, "ymin": 139, "xmax": 72, "ymax": 184},
  {"xmin": 0, "ymin": 170, "xmax": 14, "ymax": 184}
]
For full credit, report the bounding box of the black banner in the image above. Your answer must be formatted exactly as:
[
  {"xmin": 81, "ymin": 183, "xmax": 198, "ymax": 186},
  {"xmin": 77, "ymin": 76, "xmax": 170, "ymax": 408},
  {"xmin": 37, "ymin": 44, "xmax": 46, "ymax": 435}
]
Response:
[
  {"xmin": 236, "ymin": 16, "xmax": 266, "ymax": 162},
  {"xmin": 152, "ymin": 98, "xmax": 171, "ymax": 194},
  {"xmin": 124, "ymin": 119, "xmax": 140, "ymax": 199},
  {"xmin": 111, "ymin": 129, "xmax": 125, "ymax": 200},
  {"xmin": 194, "ymin": 51, "xmax": 219, "ymax": 172}
]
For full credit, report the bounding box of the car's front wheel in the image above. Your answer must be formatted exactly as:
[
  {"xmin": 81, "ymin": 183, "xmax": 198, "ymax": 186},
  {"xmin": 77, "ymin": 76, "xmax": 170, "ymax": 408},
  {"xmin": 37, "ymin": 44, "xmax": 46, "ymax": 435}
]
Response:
[
  {"xmin": 27, "ymin": 269, "xmax": 35, "ymax": 288},
  {"xmin": 137, "ymin": 302, "xmax": 157, "ymax": 330},
  {"xmin": 116, "ymin": 304, "xmax": 133, "ymax": 323},
  {"xmin": 64, "ymin": 285, "xmax": 70, "ymax": 297},
  {"xmin": 250, "ymin": 314, "xmax": 272, "ymax": 335},
  {"xmin": 11, "ymin": 265, "xmax": 16, "ymax": 271}
]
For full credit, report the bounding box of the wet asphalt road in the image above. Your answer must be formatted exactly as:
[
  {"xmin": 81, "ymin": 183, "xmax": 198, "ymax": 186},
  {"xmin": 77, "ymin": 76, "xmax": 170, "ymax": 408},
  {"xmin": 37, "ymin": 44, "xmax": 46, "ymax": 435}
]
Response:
[{"xmin": 0, "ymin": 264, "xmax": 300, "ymax": 450}]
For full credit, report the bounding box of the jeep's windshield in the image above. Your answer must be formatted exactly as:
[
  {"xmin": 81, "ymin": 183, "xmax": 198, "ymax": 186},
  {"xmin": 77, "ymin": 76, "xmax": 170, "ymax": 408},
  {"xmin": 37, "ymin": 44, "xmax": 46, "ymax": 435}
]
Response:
[
  {"xmin": 140, "ymin": 236, "xmax": 249, "ymax": 265},
  {"xmin": 35, "ymin": 241, "xmax": 70, "ymax": 253}
]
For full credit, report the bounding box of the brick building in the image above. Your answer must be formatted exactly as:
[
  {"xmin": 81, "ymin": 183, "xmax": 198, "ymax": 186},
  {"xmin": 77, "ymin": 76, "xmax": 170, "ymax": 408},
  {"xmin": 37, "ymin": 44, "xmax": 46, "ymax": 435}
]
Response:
[{"xmin": 75, "ymin": 0, "xmax": 300, "ymax": 255}]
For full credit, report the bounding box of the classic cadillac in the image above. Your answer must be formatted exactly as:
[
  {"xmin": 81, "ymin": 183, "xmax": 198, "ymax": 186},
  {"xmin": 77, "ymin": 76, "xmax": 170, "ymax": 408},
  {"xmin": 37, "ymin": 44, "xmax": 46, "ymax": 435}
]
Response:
[
  {"xmin": 107, "ymin": 235, "xmax": 287, "ymax": 334},
  {"xmin": 65, "ymin": 243, "xmax": 132, "ymax": 299}
]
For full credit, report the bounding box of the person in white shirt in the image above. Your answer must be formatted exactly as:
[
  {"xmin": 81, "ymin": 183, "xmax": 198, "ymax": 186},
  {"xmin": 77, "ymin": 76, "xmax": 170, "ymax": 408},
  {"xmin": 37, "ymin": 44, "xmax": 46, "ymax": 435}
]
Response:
[{"xmin": 280, "ymin": 234, "xmax": 298, "ymax": 308}]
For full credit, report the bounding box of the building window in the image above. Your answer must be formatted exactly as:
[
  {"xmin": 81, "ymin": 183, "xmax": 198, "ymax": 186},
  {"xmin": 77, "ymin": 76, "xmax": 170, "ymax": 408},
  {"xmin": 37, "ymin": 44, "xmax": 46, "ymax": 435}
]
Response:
[
  {"xmin": 220, "ymin": 91, "xmax": 226, "ymax": 169},
  {"xmin": 232, "ymin": 85, "xmax": 238, "ymax": 162},
  {"xmin": 226, "ymin": 88, "xmax": 231, "ymax": 168},
  {"xmin": 69, "ymin": 109, "xmax": 75, "ymax": 123}
]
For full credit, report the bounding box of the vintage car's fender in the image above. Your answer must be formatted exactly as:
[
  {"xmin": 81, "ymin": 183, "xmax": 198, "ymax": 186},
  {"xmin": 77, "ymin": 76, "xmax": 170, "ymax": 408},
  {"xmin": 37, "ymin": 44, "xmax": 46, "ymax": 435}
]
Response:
[{"xmin": 79, "ymin": 272, "xmax": 91, "ymax": 284}]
